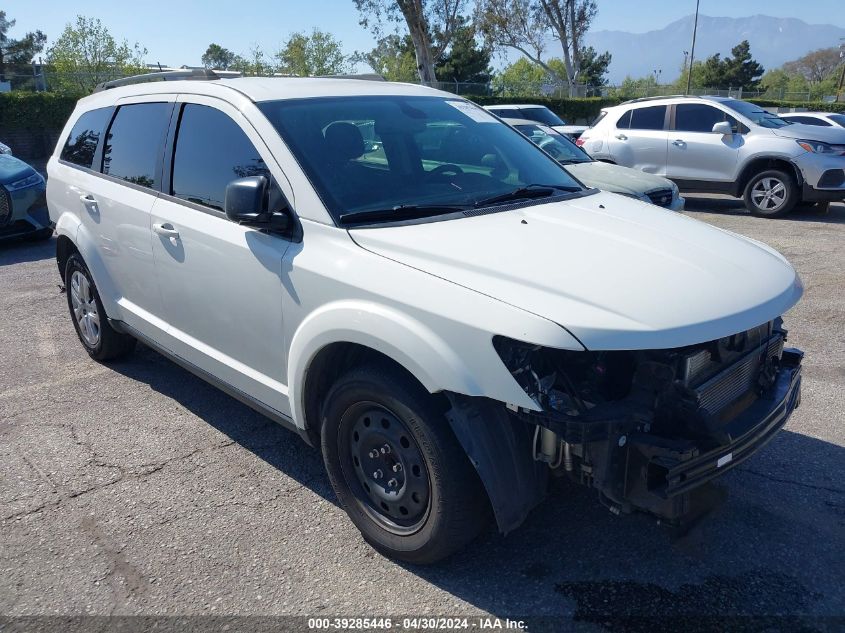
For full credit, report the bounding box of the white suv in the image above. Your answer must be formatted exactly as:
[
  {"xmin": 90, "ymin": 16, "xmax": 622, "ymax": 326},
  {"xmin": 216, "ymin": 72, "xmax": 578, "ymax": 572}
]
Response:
[
  {"xmin": 579, "ymin": 96, "xmax": 845, "ymax": 216},
  {"xmin": 48, "ymin": 75, "xmax": 804, "ymax": 563}
]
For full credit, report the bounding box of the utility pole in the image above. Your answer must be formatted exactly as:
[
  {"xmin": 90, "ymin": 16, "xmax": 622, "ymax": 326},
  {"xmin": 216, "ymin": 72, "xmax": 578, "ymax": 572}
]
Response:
[
  {"xmin": 837, "ymin": 39, "xmax": 844, "ymax": 102},
  {"xmin": 686, "ymin": 0, "xmax": 701, "ymax": 95}
]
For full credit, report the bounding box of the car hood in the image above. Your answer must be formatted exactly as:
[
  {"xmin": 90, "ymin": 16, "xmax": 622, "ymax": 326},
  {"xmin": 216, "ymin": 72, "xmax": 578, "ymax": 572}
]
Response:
[
  {"xmin": 565, "ymin": 161, "xmax": 673, "ymax": 196},
  {"xmin": 349, "ymin": 191, "xmax": 802, "ymax": 350},
  {"xmin": 0, "ymin": 154, "xmax": 36, "ymax": 185},
  {"xmin": 770, "ymin": 123, "xmax": 845, "ymax": 143}
]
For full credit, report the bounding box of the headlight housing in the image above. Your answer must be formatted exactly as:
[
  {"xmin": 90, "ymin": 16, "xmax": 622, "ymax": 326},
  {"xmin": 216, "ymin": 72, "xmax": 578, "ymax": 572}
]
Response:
[
  {"xmin": 6, "ymin": 172, "xmax": 44, "ymax": 191},
  {"xmin": 796, "ymin": 139, "xmax": 845, "ymax": 155}
]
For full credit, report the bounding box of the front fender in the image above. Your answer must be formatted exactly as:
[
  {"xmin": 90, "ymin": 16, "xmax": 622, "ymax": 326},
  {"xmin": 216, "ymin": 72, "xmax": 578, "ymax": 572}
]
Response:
[{"xmin": 287, "ymin": 300, "xmax": 541, "ymax": 430}]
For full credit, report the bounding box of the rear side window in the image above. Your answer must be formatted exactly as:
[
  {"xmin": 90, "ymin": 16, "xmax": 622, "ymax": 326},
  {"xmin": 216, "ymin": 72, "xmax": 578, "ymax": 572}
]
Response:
[
  {"xmin": 489, "ymin": 108, "xmax": 521, "ymax": 119},
  {"xmin": 675, "ymin": 104, "xmax": 739, "ymax": 132},
  {"xmin": 615, "ymin": 110, "xmax": 631, "ymax": 128},
  {"xmin": 785, "ymin": 116, "xmax": 829, "ymax": 127},
  {"xmin": 102, "ymin": 103, "xmax": 171, "ymax": 189},
  {"xmin": 629, "ymin": 105, "xmax": 667, "ymax": 130},
  {"xmin": 60, "ymin": 107, "xmax": 112, "ymax": 168},
  {"xmin": 591, "ymin": 110, "xmax": 608, "ymax": 127},
  {"xmin": 171, "ymin": 104, "xmax": 270, "ymax": 211}
]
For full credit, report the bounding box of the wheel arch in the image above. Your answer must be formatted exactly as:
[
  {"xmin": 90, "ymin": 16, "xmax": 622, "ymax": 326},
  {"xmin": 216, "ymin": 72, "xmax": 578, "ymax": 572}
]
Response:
[{"xmin": 735, "ymin": 157, "xmax": 802, "ymax": 197}]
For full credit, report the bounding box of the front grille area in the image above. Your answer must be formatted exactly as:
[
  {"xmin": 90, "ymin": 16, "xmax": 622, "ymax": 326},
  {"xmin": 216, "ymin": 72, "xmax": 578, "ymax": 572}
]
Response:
[
  {"xmin": 693, "ymin": 334, "xmax": 784, "ymax": 418},
  {"xmin": 0, "ymin": 187, "xmax": 10, "ymax": 226},
  {"xmin": 646, "ymin": 188, "xmax": 674, "ymax": 207}
]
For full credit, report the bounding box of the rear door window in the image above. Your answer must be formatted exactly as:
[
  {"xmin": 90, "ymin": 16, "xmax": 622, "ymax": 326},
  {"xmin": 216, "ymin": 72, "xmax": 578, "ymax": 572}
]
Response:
[
  {"xmin": 101, "ymin": 103, "xmax": 172, "ymax": 189},
  {"xmin": 170, "ymin": 104, "xmax": 271, "ymax": 211},
  {"xmin": 629, "ymin": 105, "xmax": 667, "ymax": 130},
  {"xmin": 615, "ymin": 109, "xmax": 632, "ymax": 128},
  {"xmin": 60, "ymin": 107, "xmax": 113, "ymax": 168},
  {"xmin": 785, "ymin": 116, "xmax": 829, "ymax": 126}
]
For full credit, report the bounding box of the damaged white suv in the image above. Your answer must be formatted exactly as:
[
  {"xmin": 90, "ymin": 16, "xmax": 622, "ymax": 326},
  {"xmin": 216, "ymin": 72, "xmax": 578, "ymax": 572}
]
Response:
[{"xmin": 48, "ymin": 74, "xmax": 804, "ymax": 563}]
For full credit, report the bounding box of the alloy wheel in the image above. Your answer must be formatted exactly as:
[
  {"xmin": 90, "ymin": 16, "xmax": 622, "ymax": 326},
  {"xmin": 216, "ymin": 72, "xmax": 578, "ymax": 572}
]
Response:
[
  {"xmin": 751, "ymin": 177, "xmax": 787, "ymax": 212},
  {"xmin": 69, "ymin": 270, "xmax": 100, "ymax": 347}
]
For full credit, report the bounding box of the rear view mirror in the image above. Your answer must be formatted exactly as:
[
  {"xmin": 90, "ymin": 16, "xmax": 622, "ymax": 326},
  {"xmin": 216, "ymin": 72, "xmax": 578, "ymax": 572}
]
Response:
[
  {"xmin": 225, "ymin": 176, "xmax": 290, "ymax": 233},
  {"xmin": 712, "ymin": 121, "xmax": 733, "ymax": 135}
]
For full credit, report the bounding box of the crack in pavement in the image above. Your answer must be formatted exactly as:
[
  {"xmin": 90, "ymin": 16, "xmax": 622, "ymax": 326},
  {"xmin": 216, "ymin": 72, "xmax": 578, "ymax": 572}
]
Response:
[{"xmin": 738, "ymin": 467, "xmax": 845, "ymax": 495}]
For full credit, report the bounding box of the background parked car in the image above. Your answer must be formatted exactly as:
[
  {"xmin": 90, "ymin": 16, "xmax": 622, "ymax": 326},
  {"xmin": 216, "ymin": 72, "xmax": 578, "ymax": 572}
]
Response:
[
  {"xmin": 0, "ymin": 154, "xmax": 51, "ymax": 242},
  {"xmin": 484, "ymin": 104, "xmax": 588, "ymax": 139},
  {"xmin": 578, "ymin": 96, "xmax": 845, "ymax": 217},
  {"xmin": 504, "ymin": 117, "xmax": 684, "ymax": 210},
  {"xmin": 0, "ymin": 141, "xmax": 12, "ymax": 155},
  {"xmin": 779, "ymin": 112, "xmax": 845, "ymax": 129}
]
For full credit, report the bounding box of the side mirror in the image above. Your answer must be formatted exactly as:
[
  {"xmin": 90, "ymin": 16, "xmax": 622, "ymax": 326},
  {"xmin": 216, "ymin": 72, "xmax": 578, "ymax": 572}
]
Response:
[
  {"xmin": 712, "ymin": 121, "xmax": 733, "ymax": 135},
  {"xmin": 224, "ymin": 176, "xmax": 290, "ymax": 233}
]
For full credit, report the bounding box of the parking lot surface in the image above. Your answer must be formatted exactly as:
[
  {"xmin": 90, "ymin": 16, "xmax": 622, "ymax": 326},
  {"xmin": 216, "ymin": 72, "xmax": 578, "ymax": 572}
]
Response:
[{"xmin": 1, "ymin": 197, "xmax": 844, "ymax": 628}]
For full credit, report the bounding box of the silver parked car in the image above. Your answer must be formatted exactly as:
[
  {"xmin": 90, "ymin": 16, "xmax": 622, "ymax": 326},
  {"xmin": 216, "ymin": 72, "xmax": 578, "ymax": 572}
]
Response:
[
  {"xmin": 579, "ymin": 96, "xmax": 845, "ymax": 217},
  {"xmin": 779, "ymin": 112, "xmax": 845, "ymax": 129},
  {"xmin": 504, "ymin": 118, "xmax": 684, "ymax": 211}
]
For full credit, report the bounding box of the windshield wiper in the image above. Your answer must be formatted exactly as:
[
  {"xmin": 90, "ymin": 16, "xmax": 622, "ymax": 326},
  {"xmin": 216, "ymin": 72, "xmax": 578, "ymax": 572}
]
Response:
[
  {"xmin": 473, "ymin": 183, "xmax": 580, "ymax": 208},
  {"xmin": 339, "ymin": 203, "xmax": 468, "ymax": 225}
]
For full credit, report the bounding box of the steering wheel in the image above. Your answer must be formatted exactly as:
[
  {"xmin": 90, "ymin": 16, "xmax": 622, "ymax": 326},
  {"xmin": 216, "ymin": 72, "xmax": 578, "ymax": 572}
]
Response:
[{"xmin": 427, "ymin": 164, "xmax": 465, "ymax": 180}]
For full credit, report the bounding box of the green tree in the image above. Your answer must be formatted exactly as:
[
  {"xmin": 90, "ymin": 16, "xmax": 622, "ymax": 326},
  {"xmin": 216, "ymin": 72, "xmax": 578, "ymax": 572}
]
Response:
[
  {"xmin": 201, "ymin": 43, "xmax": 236, "ymax": 70},
  {"xmin": 434, "ymin": 19, "xmax": 491, "ymax": 83},
  {"xmin": 46, "ymin": 16, "xmax": 146, "ymax": 93},
  {"xmin": 782, "ymin": 47, "xmax": 842, "ymax": 83},
  {"xmin": 721, "ymin": 40, "xmax": 764, "ymax": 89},
  {"xmin": 577, "ymin": 45, "xmax": 610, "ymax": 87},
  {"xmin": 361, "ymin": 34, "xmax": 419, "ymax": 81},
  {"xmin": 275, "ymin": 28, "xmax": 350, "ymax": 76},
  {"xmin": 0, "ymin": 11, "xmax": 47, "ymax": 86},
  {"xmin": 230, "ymin": 45, "xmax": 274, "ymax": 76}
]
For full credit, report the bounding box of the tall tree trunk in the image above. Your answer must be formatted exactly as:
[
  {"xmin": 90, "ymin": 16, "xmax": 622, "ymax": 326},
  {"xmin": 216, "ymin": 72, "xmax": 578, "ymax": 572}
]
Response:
[{"xmin": 398, "ymin": 0, "xmax": 438, "ymax": 84}]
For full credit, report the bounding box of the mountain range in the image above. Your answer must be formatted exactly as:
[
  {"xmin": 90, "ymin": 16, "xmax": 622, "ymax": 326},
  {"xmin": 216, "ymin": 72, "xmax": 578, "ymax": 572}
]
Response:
[{"xmin": 582, "ymin": 15, "xmax": 845, "ymax": 83}]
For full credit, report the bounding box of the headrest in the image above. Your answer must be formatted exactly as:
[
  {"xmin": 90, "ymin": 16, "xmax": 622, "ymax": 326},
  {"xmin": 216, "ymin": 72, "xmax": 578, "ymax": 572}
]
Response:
[{"xmin": 324, "ymin": 122, "xmax": 365, "ymax": 162}]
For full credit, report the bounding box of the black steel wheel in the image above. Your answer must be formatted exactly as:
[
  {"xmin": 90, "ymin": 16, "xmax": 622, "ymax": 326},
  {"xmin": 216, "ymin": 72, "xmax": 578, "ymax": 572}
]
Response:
[{"xmin": 320, "ymin": 361, "xmax": 490, "ymax": 564}]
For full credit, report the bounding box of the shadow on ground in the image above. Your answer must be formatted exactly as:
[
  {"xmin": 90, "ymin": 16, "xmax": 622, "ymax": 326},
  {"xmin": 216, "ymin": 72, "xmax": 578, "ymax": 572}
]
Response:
[
  {"xmin": 0, "ymin": 236, "xmax": 55, "ymax": 266},
  {"xmin": 684, "ymin": 197, "xmax": 845, "ymax": 225},
  {"xmin": 108, "ymin": 344, "xmax": 845, "ymax": 629}
]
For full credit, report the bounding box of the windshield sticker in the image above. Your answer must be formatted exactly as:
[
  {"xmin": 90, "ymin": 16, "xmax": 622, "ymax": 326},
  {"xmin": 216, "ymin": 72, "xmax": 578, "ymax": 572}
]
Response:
[{"xmin": 446, "ymin": 100, "xmax": 497, "ymax": 123}]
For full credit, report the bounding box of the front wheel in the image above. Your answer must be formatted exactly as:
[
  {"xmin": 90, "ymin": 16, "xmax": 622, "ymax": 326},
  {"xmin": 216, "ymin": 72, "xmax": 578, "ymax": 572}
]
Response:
[
  {"xmin": 743, "ymin": 169, "xmax": 798, "ymax": 218},
  {"xmin": 320, "ymin": 363, "xmax": 490, "ymax": 564}
]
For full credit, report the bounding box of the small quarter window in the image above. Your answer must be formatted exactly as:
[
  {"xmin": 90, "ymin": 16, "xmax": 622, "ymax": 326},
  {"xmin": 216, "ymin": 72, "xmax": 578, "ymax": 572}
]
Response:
[
  {"xmin": 60, "ymin": 107, "xmax": 112, "ymax": 169},
  {"xmin": 615, "ymin": 110, "xmax": 632, "ymax": 129}
]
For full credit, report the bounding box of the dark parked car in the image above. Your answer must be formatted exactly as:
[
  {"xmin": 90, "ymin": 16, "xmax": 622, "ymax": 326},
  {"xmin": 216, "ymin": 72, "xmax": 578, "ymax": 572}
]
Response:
[{"xmin": 0, "ymin": 154, "xmax": 51, "ymax": 241}]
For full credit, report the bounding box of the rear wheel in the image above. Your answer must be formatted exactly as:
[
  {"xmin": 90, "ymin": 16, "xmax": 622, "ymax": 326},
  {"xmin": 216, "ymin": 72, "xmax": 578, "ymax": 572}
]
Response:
[
  {"xmin": 64, "ymin": 253, "xmax": 136, "ymax": 361},
  {"xmin": 743, "ymin": 169, "xmax": 798, "ymax": 217},
  {"xmin": 320, "ymin": 362, "xmax": 490, "ymax": 564}
]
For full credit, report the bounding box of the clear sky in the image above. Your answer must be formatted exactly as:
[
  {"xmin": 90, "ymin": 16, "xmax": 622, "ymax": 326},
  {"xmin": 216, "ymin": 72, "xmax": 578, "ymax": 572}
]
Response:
[{"xmin": 5, "ymin": 0, "xmax": 845, "ymax": 69}]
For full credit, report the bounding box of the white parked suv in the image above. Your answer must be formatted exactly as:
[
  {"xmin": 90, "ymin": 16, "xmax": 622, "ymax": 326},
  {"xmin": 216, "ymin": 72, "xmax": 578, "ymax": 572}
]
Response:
[
  {"xmin": 578, "ymin": 95, "xmax": 845, "ymax": 216},
  {"xmin": 48, "ymin": 74, "xmax": 804, "ymax": 563}
]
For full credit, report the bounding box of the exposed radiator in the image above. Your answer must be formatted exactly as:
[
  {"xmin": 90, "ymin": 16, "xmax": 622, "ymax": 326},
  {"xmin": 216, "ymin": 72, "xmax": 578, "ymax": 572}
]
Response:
[{"xmin": 693, "ymin": 335, "xmax": 784, "ymax": 417}]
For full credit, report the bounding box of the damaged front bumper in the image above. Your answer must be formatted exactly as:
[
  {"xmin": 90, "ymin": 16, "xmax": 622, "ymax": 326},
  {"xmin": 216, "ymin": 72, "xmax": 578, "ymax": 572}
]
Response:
[{"xmin": 512, "ymin": 348, "xmax": 803, "ymax": 524}]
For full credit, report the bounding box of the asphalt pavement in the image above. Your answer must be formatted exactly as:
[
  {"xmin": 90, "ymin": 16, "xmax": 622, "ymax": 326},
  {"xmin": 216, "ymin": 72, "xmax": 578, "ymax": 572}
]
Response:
[{"xmin": 1, "ymin": 197, "xmax": 843, "ymax": 631}]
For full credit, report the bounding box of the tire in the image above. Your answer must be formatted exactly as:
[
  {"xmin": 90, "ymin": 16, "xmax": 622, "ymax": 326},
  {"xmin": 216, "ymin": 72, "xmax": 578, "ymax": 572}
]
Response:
[
  {"xmin": 64, "ymin": 253, "xmax": 136, "ymax": 361},
  {"xmin": 320, "ymin": 362, "xmax": 490, "ymax": 564},
  {"xmin": 743, "ymin": 169, "xmax": 798, "ymax": 218}
]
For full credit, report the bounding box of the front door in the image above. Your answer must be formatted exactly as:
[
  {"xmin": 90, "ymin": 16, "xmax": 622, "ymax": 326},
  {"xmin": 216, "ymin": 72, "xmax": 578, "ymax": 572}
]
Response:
[
  {"xmin": 150, "ymin": 98, "xmax": 293, "ymax": 415},
  {"xmin": 666, "ymin": 103, "xmax": 742, "ymax": 183}
]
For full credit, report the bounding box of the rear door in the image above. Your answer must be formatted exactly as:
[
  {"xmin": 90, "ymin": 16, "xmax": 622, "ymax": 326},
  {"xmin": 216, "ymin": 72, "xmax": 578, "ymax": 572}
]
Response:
[
  {"xmin": 74, "ymin": 97, "xmax": 174, "ymax": 339},
  {"xmin": 149, "ymin": 96, "xmax": 294, "ymax": 415},
  {"xmin": 606, "ymin": 104, "xmax": 669, "ymax": 175},
  {"xmin": 666, "ymin": 103, "xmax": 743, "ymax": 183}
]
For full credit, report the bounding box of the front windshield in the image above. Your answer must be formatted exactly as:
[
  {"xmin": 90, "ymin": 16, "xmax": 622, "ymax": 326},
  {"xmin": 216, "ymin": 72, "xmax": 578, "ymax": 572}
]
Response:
[
  {"xmin": 259, "ymin": 96, "xmax": 583, "ymax": 224},
  {"xmin": 721, "ymin": 99, "xmax": 793, "ymax": 129},
  {"xmin": 515, "ymin": 123, "xmax": 592, "ymax": 164},
  {"xmin": 520, "ymin": 107, "xmax": 566, "ymax": 126}
]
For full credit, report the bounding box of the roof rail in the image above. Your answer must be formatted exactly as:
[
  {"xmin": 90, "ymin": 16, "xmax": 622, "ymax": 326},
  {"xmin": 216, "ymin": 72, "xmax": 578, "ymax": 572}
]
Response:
[
  {"xmin": 619, "ymin": 94, "xmax": 696, "ymax": 105},
  {"xmin": 317, "ymin": 73, "xmax": 387, "ymax": 81},
  {"xmin": 93, "ymin": 68, "xmax": 242, "ymax": 93}
]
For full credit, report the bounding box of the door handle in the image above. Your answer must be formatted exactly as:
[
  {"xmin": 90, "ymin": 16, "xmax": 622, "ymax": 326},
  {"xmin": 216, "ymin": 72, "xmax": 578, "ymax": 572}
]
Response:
[
  {"xmin": 153, "ymin": 223, "xmax": 180, "ymax": 239},
  {"xmin": 79, "ymin": 194, "xmax": 97, "ymax": 204},
  {"xmin": 672, "ymin": 139, "xmax": 686, "ymax": 146},
  {"xmin": 615, "ymin": 134, "xmax": 628, "ymax": 140}
]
